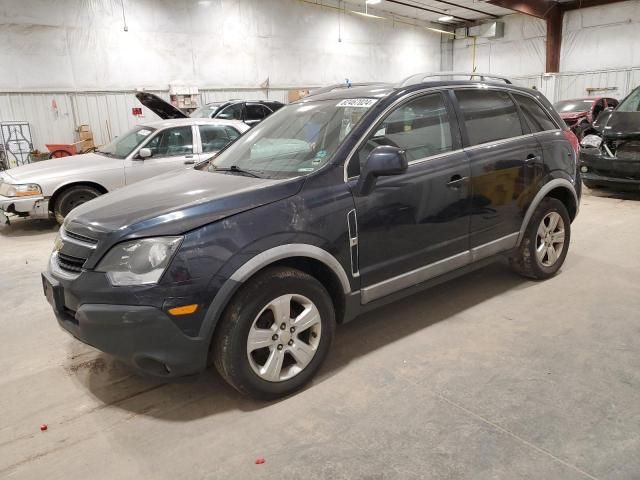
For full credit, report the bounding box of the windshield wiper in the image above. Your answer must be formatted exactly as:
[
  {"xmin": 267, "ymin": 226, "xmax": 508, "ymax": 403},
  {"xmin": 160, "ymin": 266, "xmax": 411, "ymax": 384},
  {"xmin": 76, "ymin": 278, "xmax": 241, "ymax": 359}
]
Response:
[{"xmin": 213, "ymin": 165, "xmax": 263, "ymax": 178}]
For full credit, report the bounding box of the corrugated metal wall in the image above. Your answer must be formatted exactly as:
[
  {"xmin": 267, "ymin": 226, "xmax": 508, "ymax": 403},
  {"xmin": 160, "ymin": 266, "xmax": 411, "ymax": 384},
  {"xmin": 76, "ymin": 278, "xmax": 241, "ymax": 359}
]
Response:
[{"xmin": 0, "ymin": 69, "xmax": 638, "ymax": 152}]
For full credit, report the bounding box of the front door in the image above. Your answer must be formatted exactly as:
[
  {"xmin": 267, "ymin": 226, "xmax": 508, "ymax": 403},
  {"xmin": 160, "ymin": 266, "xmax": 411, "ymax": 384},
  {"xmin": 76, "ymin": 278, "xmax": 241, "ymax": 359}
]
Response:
[
  {"xmin": 454, "ymin": 89, "xmax": 542, "ymax": 248},
  {"xmin": 347, "ymin": 91, "xmax": 471, "ymax": 297},
  {"xmin": 125, "ymin": 125, "xmax": 196, "ymax": 184}
]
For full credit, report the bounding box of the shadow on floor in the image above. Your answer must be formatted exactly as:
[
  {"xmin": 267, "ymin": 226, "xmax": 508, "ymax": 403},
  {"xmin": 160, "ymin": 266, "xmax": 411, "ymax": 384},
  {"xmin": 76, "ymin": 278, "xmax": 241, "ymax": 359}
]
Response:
[
  {"xmin": 585, "ymin": 186, "xmax": 640, "ymax": 201},
  {"xmin": 0, "ymin": 217, "xmax": 58, "ymax": 237},
  {"xmin": 71, "ymin": 260, "xmax": 530, "ymax": 421}
]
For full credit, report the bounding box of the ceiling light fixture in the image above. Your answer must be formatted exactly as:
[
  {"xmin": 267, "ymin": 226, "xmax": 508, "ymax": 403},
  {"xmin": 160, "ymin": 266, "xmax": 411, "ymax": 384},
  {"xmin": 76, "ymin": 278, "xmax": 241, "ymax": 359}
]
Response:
[
  {"xmin": 427, "ymin": 26, "xmax": 455, "ymax": 35},
  {"xmin": 351, "ymin": 10, "xmax": 386, "ymax": 19},
  {"xmin": 366, "ymin": 0, "xmax": 382, "ymax": 4},
  {"xmin": 438, "ymin": 15, "xmax": 454, "ymax": 21}
]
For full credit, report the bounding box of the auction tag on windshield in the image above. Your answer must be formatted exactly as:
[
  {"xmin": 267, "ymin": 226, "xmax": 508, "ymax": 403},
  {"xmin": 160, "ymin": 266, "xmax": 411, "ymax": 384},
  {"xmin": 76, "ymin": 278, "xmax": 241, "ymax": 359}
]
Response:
[
  {"xmin": 139, "ymin": 129, "xmax": 152, "ymax": 136},
  {"xmin": 336, "ymin": 98, "xmax": 377, "ymax": 108}
]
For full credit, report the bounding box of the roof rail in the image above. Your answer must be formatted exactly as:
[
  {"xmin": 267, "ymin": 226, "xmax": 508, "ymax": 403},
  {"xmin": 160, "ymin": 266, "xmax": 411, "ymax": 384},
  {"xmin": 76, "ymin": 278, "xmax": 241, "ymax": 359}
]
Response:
[
  {"xmin": 399, "ymin": 72, "xmax": 512, "ymax": 87},
  {"xmin": 306, "ymin": 82, "xmax": 382, "ymax": 98}
]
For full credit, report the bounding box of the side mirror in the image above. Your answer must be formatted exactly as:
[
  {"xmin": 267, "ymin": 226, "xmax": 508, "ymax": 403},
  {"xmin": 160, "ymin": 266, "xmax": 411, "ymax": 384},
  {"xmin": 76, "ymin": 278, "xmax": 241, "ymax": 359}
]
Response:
[
  {"xmin": 137, "ymin": 147, "xmax": 152, "ymax": 159},
  {"xmin": 355, "ymin": 146, "xmax": 408, "ymax": 196}
]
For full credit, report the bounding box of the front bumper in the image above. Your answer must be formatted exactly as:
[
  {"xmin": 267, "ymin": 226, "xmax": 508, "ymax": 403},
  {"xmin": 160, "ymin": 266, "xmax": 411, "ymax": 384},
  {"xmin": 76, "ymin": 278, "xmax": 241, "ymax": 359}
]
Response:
[
  {"xmin": 42, "ymin": 269, "xmax": 211, "ymax": 378},
  {"xmin": 580, "ymin": 148, "xmax": 640, "ymax": 188},
  {"xmin": 0, "ymin": 194, "xmax": 50, "ymax": 220}
]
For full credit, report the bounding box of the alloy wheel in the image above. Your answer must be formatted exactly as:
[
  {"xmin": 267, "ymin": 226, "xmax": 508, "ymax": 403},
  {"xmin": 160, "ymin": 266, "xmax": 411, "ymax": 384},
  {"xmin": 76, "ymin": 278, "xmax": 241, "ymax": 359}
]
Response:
[
  {"xmin": 246, "ymin": 294, "xmax": 322, "ymax": 382},
  {"xmin": 536, "ymin": 211, "xmax": 566, "ymax": 267}
]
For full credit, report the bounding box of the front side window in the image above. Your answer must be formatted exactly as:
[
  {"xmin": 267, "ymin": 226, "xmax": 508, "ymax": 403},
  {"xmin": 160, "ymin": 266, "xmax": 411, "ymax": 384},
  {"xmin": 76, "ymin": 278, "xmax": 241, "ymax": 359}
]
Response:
[
  {"xmin": 514, "ymin": 94, "xmax": 557, "ymax": 133},
  {"xmin": 617, "ymin": 88, "xmax": 640, "ymax": 112},
  {"xmin": 203, "ymin": 98, "xmax": 377, "ymax": 179},
  {"xmin": 95, "ymin": 126, "xmax": 155, "ymax": 159},
  {"xmin": 348, "ymin": 93, "xmax": 453, "ymax": 178},
  {"xmin": 456, "ymin": 90, "xmax": 523, "ymax": 145},
  {"xmin": 146, "ymin": 126, "xmax": 193, "ymax": 156},
  {"xmin": 199, "ymin": 125, "xmax": 232, "ymax": 153},
  {"xmin": 216, "ymin": 103, "xmax": 243, "ymax": 120}
]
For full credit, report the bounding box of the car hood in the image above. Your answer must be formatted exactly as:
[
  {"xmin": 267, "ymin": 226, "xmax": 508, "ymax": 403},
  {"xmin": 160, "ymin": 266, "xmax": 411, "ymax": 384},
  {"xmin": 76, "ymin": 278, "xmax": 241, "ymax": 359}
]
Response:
[
  {"xmin": 600, "ymin": 112, "xmax": 640, "ymax": 140},
  {"xmin": 136, "ymin": 92, "xmax": 188, "ymax": 120},
  {"xmin": 3, "ymin": 153, "xmax": 121, "ymax": 185},
  {"xmin": 65, "ymin": 168, "xmax": 304, "ymax": 246}
]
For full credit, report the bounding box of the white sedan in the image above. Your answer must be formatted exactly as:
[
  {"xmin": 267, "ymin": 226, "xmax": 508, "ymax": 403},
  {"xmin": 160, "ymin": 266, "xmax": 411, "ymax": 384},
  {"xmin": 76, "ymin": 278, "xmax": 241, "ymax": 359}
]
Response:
[{"xmin": 0, "ymin": 117, "xmax": 249, "ymax": 224}]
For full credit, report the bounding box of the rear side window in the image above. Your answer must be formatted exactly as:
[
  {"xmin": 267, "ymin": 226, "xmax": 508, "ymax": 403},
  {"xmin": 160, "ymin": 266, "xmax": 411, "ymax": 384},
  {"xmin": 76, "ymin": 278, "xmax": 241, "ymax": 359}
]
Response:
[
  {"xmin": 513, "ymin": 94, "xmax": 558, "ymax": 133},
  {"xmin": 455, "ymin": 90, "xmax": 523, "ymax": 145},
  {"xmin": 246, "ymin": 104, "xmax": 269, "ymax": 120},
  {"xmin": 349, "ymin": 92, "xmax": 453, "ymax": 177},
  {"xmin": 199, "ymin": 125, "xmax": 231, "ymax": 153}
]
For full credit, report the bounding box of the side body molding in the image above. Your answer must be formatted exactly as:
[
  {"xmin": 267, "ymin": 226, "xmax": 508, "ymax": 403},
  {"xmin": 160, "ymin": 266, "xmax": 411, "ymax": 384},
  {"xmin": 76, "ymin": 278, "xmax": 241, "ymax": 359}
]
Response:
[
  {"xmin": 517, "ymin": 178, "xmax": 578, "ymax": 246},
  {"xmin": 230, "ymin": 244, "xmax": 352, "ymax": 293}
]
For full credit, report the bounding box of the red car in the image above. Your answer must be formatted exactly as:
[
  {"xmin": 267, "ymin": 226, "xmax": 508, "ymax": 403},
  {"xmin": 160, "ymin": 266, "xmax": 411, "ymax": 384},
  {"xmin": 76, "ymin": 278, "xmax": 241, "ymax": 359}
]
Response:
[{"xmin": 554, "ymin": 96, "xmax": 619, "ymax": 138}]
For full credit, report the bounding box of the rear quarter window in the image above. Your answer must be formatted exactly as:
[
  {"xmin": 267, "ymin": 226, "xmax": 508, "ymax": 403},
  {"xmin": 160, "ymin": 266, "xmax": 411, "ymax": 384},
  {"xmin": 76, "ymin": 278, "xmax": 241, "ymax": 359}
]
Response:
[{"xmin": 513, "ymin": 94, "xmax": 558, "ymax": 132}]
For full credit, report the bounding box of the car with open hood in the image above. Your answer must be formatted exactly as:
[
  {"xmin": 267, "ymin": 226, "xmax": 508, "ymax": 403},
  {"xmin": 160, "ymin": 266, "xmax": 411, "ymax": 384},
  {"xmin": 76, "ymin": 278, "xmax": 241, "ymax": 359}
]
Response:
[
  {"xmin": 579, "ymin": 86, "xmax": 640, "ymax": 190},
  {"xmin": 0, "ymin": 117, "xmax": 249, "ymax": 225},
  {"xmin": 554, "ymin": 96, "xmax": 618, "ymax": 139},
  {"xmin": 42, "ymin": 73, "xmax": 581, "ymax": 399},
  {"xmin": 135, "ymin": 92, "xmax": 283, "ymax": 126}
]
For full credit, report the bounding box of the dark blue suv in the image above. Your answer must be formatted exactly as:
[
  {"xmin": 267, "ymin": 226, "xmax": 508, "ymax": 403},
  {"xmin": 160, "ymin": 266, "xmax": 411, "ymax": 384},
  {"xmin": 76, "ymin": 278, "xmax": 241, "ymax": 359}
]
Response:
[{"xmin": 43, "ymin": 74, "xmax": 581, "ymax": 399}]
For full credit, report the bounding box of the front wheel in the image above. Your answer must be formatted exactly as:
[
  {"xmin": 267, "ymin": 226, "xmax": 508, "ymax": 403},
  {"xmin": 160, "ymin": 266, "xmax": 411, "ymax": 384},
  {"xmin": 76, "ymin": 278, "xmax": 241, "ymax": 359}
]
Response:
[
  {"xmin": 510, "ymin": 198, "xmax": 571, "ymax": 280},
  {"xmin": 54, "ymin": 185, "xmax": 102, "ymax": 225},
  {"xmin": 212, "ymin": 266, "xmax": 335, "ymax": 400}
]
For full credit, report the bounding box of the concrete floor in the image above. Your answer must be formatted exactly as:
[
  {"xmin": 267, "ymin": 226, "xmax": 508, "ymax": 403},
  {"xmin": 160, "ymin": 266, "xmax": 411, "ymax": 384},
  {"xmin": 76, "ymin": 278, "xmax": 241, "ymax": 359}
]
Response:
[{"xmin": 1, "ymin": 189, "xmax": 639, "ymax": 480}]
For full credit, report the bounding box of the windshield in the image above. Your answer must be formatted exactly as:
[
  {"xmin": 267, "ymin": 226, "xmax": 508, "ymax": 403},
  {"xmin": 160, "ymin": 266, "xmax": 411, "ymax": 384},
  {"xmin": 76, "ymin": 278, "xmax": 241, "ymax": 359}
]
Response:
[
  {"xmin": 201, "ymin": 98, "xmax": 377, "ymax": 179},
  {"xmin": 95, "ymin": 125, "xmax": 155, "ymax": 159},
  {"xmin": 190, "ymin": 103, "xmax": 223, "ymax": 118},
  {"xmin": 617, "ymin": 88, "xmax": 640, "ymax": 112},
  {"xmin": 554, "ymin": 100, "xmax": 594, "ymax": 113}
]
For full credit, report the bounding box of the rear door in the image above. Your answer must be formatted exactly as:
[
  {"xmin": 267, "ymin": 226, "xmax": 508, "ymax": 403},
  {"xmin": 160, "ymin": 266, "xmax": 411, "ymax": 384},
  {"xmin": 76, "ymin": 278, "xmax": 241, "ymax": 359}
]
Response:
[
  {"xmin": 125, "ymin": 125, "xmax": 196, "ymax": 184},
  {"xmin": 455, "ymin": 88, "xmax": 543, "ymax": 248}
]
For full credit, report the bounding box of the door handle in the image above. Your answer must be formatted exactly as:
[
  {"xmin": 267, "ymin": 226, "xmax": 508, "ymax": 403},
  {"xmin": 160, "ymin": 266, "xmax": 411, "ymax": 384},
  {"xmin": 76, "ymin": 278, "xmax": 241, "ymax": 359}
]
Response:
[
  {"xmin": 525, "ymin": 154, "xmax": 540, "ymax": 163},
  {"xmin": 184, "ymin": 159, "xmax": 195, "ymax": 165},
  {"xmin": 447, "ymin": 174, "xmax": 466, "ymax": 189}
]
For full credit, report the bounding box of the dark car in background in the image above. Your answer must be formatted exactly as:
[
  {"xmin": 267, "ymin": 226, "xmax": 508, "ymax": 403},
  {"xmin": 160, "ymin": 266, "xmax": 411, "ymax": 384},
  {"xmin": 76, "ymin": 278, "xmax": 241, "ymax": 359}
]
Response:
[
  {"xmin": 44, "ymin": 76, "xmax": 581, "ymax": 400},
  {"xmin": 554, "ymin": 96, "xmax": 619, "ymax": 139},
  {"xmin": 136, "ymin": 92, "xmax": 283, "ymax": 127},
  {"xmin": 580, "ymin": 86, "xmax": 640, "ymax": 190}
]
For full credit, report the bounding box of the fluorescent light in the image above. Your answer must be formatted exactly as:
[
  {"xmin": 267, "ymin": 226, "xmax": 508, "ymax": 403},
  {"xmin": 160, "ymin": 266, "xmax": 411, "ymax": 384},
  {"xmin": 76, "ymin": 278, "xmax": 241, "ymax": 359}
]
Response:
[
  {"xmin": 427, "ymin": 27, "xmax": 455, "ymax": 35},
  {"xmin": 351, "ymin": 10, "xmax": 386, "ymax": 19},
  {"xmin": 366, "ymin": 0, "xmax": 382, "ymax": 3},
  {"xmin": 438, "ymin": 15, "xmax": 454, "ymax": 21}
]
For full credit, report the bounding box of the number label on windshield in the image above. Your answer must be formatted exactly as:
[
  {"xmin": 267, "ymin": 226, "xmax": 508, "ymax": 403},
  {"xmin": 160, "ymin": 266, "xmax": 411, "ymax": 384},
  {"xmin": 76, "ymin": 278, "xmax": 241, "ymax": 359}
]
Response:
[{"xmin": 336, "ymin": 98, "xmax": 378, "ymax": 108}]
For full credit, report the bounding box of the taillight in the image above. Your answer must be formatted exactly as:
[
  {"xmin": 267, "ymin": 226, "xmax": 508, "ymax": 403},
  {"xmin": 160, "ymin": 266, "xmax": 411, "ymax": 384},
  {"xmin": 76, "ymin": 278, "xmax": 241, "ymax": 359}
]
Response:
[{"xmin": 563, "ymin": 129, "xmax": 581, "ymax": 157}]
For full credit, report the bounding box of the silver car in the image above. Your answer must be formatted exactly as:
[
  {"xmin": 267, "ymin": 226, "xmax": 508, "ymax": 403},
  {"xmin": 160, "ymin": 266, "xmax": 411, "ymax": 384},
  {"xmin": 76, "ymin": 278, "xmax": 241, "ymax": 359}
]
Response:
[{"xmin": 0, "ymin": 118, "xmax": 249, "ymax": 224}]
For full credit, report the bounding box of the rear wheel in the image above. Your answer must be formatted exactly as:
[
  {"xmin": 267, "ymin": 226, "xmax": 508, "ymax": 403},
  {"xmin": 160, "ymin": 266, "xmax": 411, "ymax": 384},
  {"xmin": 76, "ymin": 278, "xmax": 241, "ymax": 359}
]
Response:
[
  {"xmin": 213, "ymin": 266, "xmax": 335, "ymax": 400},
  {"xmin": 510, "ymin": 198, "xmax": 571, "ymax": 280},
  {"xmin": 53, "ymin": 185, "xmax": 102, "ymax": 225}
]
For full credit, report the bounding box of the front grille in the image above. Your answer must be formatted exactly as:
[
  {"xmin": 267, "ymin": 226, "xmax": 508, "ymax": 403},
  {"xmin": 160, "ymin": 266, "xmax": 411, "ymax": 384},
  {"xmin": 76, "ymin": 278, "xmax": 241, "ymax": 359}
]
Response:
[
  {"xmin": 57, "ymin": 252, "xmax": 86, "ymax": 273},
  {"xmin": 64, "ymin": 228, "xmax": 98, "ymax": 245}
]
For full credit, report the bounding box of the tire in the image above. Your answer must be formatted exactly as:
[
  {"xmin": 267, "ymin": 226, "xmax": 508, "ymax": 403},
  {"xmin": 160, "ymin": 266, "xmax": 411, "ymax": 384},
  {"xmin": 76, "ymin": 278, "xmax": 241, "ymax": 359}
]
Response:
[
  {"xmin": 509, "ymin": 197, "xmax": 571, "ymax": 280},
  {"xmin": 49, "ymin": 150, "xmax": 72, "ymax": 159},
  {"xmin": 54, "ymin": 185, "xmax": 102, "ymax": 225},
  {"xmin": 213, "ymin": 266, "xmax": 336, "ymax": 400}
]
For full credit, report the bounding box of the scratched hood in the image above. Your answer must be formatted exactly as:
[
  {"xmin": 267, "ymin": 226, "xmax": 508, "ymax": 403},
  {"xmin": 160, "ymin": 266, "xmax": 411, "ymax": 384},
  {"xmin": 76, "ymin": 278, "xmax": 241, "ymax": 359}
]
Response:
[{"xmin": 64, "ymin": 168, "xmax": 304, "ymax": 241}]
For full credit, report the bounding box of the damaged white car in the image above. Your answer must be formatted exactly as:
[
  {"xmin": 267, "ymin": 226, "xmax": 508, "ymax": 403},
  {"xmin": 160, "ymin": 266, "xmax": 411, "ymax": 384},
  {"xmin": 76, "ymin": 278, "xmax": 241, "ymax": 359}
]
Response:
[{"xmin": 0, "ymin": 117, "xmax": 249, "ymax": 225}]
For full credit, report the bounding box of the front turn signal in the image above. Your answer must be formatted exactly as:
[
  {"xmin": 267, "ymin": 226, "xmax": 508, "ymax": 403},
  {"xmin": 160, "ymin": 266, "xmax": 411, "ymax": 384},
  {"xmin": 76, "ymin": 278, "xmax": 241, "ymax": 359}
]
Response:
[{"xmin": 168, "ymin": 304, "xmax": 199, "ymax": 316}]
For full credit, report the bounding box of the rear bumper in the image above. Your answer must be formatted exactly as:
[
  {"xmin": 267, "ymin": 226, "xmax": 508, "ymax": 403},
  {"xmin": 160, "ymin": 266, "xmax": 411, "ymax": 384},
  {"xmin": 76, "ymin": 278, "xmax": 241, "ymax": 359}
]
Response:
[
  {"xmin": 0, "ymin": 194, "xmax": 50, "ymax": 220},
  {"xmin": 42, "ymin": 271, "xmax": 210, "ymax": 378}
]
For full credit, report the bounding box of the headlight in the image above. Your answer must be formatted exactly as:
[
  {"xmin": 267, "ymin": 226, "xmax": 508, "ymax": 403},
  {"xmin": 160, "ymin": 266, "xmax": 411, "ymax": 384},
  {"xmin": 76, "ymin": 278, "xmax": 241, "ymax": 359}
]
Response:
[
  {"xmin": 581, "ymin": 134, "xmax": 602, "ymax": 149},
  {"xmin": 96, "ymin": 237, "xmax": 182, "ymax": 286},
  {"xmin": 0, "ymin": 183, "xmax": 42, "ymax": 197}
]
